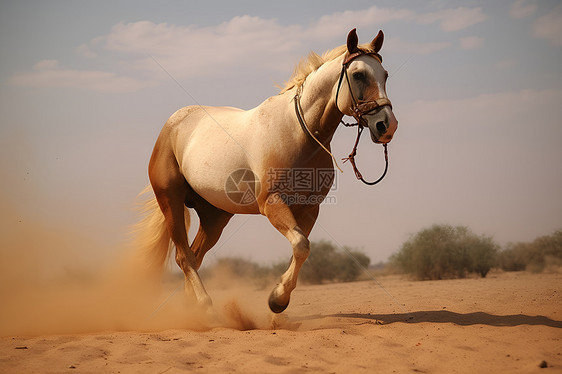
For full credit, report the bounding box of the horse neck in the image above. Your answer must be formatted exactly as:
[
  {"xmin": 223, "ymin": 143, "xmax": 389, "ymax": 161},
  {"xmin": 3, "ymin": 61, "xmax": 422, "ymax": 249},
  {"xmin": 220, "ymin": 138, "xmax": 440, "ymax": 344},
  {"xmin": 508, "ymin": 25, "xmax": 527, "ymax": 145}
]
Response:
[{"xmin": 297, "ymin": 58, "xmax": 344, "ymax": 145}]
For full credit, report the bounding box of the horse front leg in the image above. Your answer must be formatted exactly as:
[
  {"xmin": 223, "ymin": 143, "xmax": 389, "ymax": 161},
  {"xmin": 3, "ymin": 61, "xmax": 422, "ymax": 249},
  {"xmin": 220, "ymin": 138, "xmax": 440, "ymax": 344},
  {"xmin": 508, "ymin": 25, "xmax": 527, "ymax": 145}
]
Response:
[{"xmin": 264, "ymin": 194, "xmax": 319, "ymax": 313}]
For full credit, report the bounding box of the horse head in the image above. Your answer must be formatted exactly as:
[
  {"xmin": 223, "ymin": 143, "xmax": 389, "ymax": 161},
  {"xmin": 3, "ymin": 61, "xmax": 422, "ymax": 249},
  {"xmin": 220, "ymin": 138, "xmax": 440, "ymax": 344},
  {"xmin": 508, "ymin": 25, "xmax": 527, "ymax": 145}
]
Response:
[{"xmin": 336, "ymin": 29, "xmax": 398, "ymax": 144}]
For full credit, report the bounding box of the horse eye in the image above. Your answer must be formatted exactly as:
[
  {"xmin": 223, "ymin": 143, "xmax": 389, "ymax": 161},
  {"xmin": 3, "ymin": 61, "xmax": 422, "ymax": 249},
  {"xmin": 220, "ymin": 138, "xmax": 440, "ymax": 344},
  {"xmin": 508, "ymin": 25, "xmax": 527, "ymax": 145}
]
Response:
[{"xmin": 352, "ymin": 72, "xmax": 366, "ymax": 81}]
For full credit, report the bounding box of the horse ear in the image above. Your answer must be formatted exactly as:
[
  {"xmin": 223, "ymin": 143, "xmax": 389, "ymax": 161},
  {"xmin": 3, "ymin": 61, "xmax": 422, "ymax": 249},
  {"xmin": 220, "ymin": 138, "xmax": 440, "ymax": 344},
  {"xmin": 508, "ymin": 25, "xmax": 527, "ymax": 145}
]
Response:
[
  {"xmin": 347, "ymin": 28, "xmax": 359, "ymax": 54},
  {"xmin": 371, "ymin": 30, "xmax": 384, "ymax": 53}
]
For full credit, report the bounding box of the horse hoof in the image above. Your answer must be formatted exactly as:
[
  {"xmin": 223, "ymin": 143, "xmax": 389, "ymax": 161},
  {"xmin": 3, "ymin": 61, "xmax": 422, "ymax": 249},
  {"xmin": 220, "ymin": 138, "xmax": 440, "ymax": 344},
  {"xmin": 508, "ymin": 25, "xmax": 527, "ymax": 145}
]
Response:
[{"xmin": 268, "ymin": 293, "xmax": 289, "ymax": 314}]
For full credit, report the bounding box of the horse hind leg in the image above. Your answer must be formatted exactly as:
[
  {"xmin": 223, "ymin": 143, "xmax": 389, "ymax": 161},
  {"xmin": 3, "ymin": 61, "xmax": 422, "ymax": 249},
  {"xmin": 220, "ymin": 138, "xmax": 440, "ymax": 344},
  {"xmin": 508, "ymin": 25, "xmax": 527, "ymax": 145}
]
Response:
[
  {"xmin": 149, "ymin": 146, "xmax": 212, "ymax": 308},
  {"xmin": 191, "ymin": 198, "xmax": 233, "ymax": 270}
]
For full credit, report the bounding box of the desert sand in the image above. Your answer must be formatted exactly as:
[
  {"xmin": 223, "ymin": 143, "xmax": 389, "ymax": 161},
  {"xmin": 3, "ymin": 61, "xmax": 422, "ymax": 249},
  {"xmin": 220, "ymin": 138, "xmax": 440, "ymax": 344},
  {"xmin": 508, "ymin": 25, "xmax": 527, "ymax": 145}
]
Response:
[{"xmin": 1, "ymin": 269, "xmax": 561, "ymax": 374}]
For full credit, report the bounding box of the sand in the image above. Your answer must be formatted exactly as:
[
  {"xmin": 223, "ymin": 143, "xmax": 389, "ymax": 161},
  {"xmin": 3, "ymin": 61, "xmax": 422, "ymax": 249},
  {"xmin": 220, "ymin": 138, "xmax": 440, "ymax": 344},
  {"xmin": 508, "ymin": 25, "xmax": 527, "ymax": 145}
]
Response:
[{"xmin": 1, "ymin": 270, "xmax": 561, "ymax": 374}]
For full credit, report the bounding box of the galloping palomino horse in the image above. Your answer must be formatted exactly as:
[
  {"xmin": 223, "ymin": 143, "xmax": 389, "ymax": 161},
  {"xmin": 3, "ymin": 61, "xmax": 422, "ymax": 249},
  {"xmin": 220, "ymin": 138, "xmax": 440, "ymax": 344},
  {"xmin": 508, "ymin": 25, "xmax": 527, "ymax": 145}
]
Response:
[{"xmin": 140, "ymin": 28, "xmax": 398, "ymax": 313}]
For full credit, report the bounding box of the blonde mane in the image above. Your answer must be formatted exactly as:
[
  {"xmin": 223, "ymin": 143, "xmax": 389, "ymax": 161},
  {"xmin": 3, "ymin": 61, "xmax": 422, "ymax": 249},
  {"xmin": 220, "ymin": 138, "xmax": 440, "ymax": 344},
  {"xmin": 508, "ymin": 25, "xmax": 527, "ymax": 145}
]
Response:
[{"xmin": 280, "ymin": 42, "xmax": 378, "ymax": 94}]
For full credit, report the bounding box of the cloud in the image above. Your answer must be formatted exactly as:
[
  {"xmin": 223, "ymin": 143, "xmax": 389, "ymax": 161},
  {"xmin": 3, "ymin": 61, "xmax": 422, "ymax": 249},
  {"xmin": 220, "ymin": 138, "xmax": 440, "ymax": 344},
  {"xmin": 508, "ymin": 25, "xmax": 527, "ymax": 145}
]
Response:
[
  {"xmin": 532, "ymin": 5, "xmax": 562, "ymax": 46},
  {"xmin": 510, "ymin": 0, "xmax": 537, "ymax": 19},
  {"xmin": 93, "ymin": 6, "xmax": 474, "ymax": 75},
  {"xmin": 386, "ymin": 37, "xmax": 451, "ymax": 55},
  {"xmin": 310, "ymin": 7, "xmax": 417, "ymax": 39},
  {"xmin": 459, "ymin": 36, "xmax": 484, "ymax": 50},
  {"xmin": 94, "ymin": 5, "xmax": 486, "ymax": 63},
  {"xmin": 401, "ymin": 88, "xmax": 562, "ymax": 140},
  {"xmin": 297, "ymin": 5, "xmax": 487, "ymax": 42},
  {"xmin": 33, "ymin": 59, "xmax": 59, "ymax": 70},
  {"xmin": 11, "ymin": 5, "xmax": 487, "ymax": 92},
  {"xmin": 75, "ymin": 44, "xmax": 98, "ymax": 58},
  {"xmin": 10, "ymin": 64, "xmax": 150, "ymax": 93},
  {"xmin": 78, "ymin": 13, "xmax": 453, "ymax": 83},
  {"xmin": 100, "ymin": 17, "xmax": 304, "ymax": 75},
  {"xmin": 103, "ymin": 17, "xmax": 298, "ymax": 56},
  {"xmin": 417, "ymin": 7, "xmax": 487, "ymax": 32}
]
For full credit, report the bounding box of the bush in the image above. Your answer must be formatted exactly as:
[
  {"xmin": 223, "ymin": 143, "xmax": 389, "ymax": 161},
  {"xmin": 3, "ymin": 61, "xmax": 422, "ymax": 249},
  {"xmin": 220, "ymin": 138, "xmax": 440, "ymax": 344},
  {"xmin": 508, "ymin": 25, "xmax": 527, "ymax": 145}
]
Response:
[
  {"xmin": 498, "ymin": 230, "xmax": 562, "ymax": 272},
  {"xmin": 201, "ymin": 241, "xmax": 371, "ymax": 286},
  {"xmin": 299, "ymin": 240, "xmax": 370, "ymax": 284},
  {"xmin": 212, "ymin": 257, "xmax": 264, "ymax": 278},
  {"xmin": 466, "ymin": 234, "xmax": 498, "ymax": 277},
  {"xmin": 390, "ymin": 224, "xmax": 499, "ymax": 280},
  {"xmin": 497, "ymin": 242, "xmax": 531, "ymax": 271}
]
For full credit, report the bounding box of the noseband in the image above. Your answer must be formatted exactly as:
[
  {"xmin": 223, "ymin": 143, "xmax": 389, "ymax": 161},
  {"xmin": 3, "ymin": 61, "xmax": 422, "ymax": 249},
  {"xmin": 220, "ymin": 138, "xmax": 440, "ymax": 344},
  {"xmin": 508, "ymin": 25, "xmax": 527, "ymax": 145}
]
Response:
[{"xmin": 337, "ymin": 51, "xmax": 392, "ymax": 185}]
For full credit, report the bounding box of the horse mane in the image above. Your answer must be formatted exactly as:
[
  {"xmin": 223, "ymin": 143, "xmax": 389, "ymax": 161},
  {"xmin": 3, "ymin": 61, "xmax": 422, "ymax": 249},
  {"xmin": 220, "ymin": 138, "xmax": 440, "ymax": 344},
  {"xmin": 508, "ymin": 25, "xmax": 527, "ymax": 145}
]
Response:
[{"xmin": 279, "ymin": 42, "xmax": 379, "ymax": 94}]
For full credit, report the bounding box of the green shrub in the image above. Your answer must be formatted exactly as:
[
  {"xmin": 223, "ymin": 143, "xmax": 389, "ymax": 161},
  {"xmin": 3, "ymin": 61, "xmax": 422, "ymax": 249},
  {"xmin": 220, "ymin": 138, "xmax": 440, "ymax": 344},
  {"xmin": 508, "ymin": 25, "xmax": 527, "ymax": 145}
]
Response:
[
  {"xmin": 466, "ymin": 234, "xmax": 498, "ymax": 277},
  {"xmin": 390, "ymin": 224, "xmax": 499, "ymax": 280}
]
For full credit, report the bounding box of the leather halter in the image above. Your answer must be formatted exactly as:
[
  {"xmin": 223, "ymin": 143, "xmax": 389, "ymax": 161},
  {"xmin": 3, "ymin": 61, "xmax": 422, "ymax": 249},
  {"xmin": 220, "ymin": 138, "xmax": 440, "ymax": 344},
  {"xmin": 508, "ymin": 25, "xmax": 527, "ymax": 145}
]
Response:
[
  {"xmin": 337, "ymin": 51, "xmax": 391, "ymax": 185},
  {"xmin": 293, "ymin": 50, "xmax": 392, "ymax": 186},
  {"xmin": 335, "ymin": 51, "xmax": 392, "ymax": 127}
]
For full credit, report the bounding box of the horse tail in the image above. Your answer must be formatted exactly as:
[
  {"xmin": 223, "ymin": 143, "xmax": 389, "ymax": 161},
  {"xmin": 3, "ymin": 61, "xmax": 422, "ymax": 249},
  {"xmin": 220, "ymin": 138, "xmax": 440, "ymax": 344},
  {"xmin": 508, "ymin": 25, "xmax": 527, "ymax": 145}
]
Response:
[{"xmin": 132, "ymin": 185, "xmax": 190, "ymax": 276}]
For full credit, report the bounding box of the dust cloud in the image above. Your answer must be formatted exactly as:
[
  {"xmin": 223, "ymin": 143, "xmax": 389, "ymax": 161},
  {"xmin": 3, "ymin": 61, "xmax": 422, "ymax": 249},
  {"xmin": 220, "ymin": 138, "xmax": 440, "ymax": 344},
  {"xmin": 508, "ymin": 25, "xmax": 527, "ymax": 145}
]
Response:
[{"xmin": 0, "ymin": 201, "xmax": 276, "ymax": 336}]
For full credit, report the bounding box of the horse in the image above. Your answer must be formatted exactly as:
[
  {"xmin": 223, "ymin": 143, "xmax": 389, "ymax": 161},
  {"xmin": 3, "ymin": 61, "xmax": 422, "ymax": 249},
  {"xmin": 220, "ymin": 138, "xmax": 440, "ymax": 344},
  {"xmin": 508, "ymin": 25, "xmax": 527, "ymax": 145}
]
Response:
[{"xmin": 138, "ymin": 28, "xmax": 398, "ymax": 314}]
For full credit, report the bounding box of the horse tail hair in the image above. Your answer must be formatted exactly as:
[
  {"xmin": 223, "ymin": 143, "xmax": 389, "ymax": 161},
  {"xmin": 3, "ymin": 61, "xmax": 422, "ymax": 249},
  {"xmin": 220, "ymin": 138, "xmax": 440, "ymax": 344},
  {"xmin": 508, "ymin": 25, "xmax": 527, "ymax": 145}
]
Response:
[{"xmin": 132, "ymin": 185, "xmax": 190, "ymax": 277}]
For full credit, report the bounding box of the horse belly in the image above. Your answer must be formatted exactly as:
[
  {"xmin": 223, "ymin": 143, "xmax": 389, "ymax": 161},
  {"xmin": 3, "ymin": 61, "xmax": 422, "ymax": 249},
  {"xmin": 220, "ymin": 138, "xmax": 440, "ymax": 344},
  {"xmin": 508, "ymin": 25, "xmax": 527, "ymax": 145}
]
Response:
[{"xmin": 176, "ymin": 112, "xmax": 262, "ymax": 215}]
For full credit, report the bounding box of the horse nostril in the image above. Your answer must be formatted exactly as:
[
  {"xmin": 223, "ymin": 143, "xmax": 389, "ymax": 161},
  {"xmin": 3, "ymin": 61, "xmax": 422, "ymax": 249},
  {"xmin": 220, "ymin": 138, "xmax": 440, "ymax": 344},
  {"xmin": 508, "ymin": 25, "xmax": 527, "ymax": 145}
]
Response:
[{"xmin": 376, "ymin": 121, "xmax": 387, "ymax": 134}]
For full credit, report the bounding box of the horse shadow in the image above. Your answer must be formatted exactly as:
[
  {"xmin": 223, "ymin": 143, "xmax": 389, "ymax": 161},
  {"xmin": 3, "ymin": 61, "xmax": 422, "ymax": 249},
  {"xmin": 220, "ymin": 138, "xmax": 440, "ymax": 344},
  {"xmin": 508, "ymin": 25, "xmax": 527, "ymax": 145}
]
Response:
[{"xmin": 297, "ymin": 310, "xmax": 562, "ymax": 328}]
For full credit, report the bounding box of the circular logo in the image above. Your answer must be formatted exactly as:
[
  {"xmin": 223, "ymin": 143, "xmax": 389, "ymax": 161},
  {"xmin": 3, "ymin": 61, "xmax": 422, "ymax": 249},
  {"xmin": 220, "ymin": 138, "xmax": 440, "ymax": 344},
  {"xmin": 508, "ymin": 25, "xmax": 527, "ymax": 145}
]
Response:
[{"xmin": 225, "ymin": 168, "xmax": 260, "ymax": 206}]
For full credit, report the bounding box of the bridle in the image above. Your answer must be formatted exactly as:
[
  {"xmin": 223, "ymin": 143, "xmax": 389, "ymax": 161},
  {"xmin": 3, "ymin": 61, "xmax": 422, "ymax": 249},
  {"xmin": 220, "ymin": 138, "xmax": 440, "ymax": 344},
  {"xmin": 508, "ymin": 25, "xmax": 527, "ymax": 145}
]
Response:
[
  {"xmin": 335, "ymin": 51, "xmax": 393, "ymax": 126},
  {"xmin": 294, "ymin": 49, "xmax": 393, "ymax": 186},
  {"xmin": 337, "ymin": 50, "xmax": 392, "ymax": 185}
]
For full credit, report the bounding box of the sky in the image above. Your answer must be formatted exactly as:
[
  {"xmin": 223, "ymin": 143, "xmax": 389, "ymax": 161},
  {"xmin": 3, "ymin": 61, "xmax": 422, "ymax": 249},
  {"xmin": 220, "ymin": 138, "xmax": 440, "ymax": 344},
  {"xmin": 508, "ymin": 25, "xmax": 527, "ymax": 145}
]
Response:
[{"xmin": 1, "ymin": 0, "xmax": 561, "ymax": 273}]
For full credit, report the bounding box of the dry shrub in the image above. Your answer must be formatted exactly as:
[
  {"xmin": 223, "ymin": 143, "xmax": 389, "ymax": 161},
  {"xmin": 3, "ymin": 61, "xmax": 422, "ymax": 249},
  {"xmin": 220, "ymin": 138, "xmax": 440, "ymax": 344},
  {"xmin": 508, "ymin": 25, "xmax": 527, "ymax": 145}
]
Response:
[
  {"xmin": 202, "ymin": 240, "xmax": 370, "ymax": 286},
  {"xmin": 498, "ymin": 230, "xmax": 562, "ymax": 273}
]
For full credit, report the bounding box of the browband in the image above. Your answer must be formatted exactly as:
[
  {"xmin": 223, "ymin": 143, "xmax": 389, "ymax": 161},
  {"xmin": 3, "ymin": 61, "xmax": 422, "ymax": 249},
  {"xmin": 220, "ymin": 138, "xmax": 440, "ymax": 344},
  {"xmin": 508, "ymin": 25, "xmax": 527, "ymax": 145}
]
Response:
[{"xmin": 342, "ymin": 51, "xmax": 382, "ymax": 66}]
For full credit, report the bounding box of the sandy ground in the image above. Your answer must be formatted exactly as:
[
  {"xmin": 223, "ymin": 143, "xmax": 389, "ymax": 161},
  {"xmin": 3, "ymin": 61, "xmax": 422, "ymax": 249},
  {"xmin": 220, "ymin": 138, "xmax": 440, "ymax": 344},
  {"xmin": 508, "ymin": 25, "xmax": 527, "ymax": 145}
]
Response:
[{"xmin": 1, "ymin": 270, "xmax": 561, "ymax": 374}]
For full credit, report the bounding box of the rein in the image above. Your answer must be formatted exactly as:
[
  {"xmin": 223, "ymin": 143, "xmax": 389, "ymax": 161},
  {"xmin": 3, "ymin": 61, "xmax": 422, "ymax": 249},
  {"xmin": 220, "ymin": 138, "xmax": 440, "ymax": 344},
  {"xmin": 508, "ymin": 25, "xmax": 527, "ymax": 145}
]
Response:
[
  {"xmin": 293, "ymin": 50, "xmax": 392, "ymax": 186},
  {"xmin": 294, "ymin": 86, "xmax": 344, "ymax": 173},
  {"xmin": 337, "ymin": 51, "xmax": 392, "ymax": 186},
  {"xmin": 342, "ymin": 124, "xmax": 388, "ymax": 185}
]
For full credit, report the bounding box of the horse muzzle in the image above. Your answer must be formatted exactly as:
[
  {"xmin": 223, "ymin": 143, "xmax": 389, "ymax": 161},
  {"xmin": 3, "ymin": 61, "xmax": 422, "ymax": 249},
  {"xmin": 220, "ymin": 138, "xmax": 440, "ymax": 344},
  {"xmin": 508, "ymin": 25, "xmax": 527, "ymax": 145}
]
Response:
[{"xmin": 367, "ymin": 106, "xmax": 398, "ymax": 144}]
